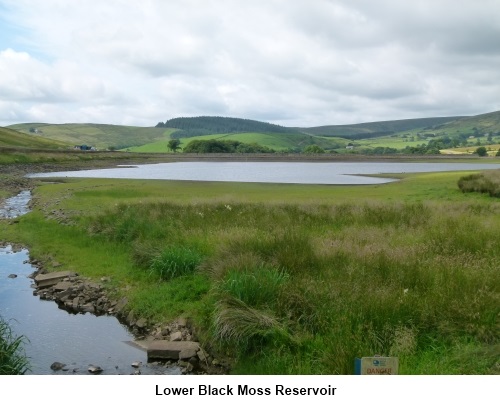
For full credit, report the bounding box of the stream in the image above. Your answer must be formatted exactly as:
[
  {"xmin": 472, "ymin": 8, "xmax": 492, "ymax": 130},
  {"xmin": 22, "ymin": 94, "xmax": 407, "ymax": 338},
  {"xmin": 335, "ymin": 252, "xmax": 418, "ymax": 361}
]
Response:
[{"xmin": 0, "ymin": 191, "xmax": 180, "ymax": 375}]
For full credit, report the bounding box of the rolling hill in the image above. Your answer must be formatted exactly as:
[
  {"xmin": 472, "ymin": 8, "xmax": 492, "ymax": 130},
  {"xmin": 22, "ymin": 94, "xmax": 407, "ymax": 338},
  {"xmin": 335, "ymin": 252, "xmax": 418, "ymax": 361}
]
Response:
[
  {"xmin": 5, "ymin": 110, "xmax": 500, "ymax": 154},
  {"xmin": 8, "ymin": 123, "xmax": 175, "ymax": 150},
  {"xmin": 0, "ymin": 126, "xmax": 69, "ymax": 149},
  {"xmin": 299, "ymin": 116, "xmax": 465, "ymax": 139}
]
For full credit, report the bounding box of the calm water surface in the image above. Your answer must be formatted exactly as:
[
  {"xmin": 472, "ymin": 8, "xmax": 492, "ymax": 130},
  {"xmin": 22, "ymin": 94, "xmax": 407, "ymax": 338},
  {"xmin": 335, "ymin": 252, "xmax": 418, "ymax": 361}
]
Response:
[{"xmin": 28, "ymin": 161, "xmax": 500, "ymax": 184}]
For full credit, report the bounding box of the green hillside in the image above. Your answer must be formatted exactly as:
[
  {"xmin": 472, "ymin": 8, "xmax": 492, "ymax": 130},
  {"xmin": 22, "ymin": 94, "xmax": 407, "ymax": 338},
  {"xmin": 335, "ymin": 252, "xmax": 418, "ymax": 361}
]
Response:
[
  {"xmin": 0, "ymin": 126, "xmax": 69, "ymax": 149},
  {"xmin": 6, "ymin": 110, "xmax": 500, "ymax": 155},
  {"xmin": 8, "ymin": 123, "xmax": 175, "ymax": 150},
  {"xmin": 157, "ymin": 116, "xmax": 297, "ymax": 138},
  {"xmin": 431, "ymin": 110, "xmax": 500, "ymax": 136},
  {"xmin": 127, "ymin": 132, "xmax": 347, "ymax": 153},
  {"xmin": 301, "ymin": 116, "xmax": 464, "ymax": 139}
]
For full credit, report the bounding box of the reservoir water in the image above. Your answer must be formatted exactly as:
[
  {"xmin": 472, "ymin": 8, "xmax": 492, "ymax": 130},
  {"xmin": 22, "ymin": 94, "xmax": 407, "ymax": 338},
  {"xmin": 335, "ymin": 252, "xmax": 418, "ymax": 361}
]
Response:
[{"xmin": 28, "ymin": 161, "xmax": 500, "ymax": 184}]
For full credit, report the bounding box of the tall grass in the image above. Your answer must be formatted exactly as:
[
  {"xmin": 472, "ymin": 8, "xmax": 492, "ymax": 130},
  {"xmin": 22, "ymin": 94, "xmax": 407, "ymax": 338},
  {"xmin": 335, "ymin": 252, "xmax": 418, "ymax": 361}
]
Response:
[
  {"xmin": 0, "ymin": 317, "xmax": 30, "ymax": 375},
  {"xmin": 82, "ymin": 200, "xmax": 500, "ymax": 373},
  {"xmin": 458, "ymin": 169, "xmax": 500, "ymax": 197},
  {"xmin": 149, "ymin": 245, "xmax": 204, "ymax": 280}
]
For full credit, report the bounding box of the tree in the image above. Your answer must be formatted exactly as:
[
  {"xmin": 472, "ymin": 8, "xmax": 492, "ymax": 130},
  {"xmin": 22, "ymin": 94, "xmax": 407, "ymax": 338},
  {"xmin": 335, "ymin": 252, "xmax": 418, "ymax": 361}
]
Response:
[
  {"xmin": 167, "ymin": 139, "xmax": 181, "ymax": 153},
  {"xmin": 304, "ymin": 145, "xmax": 325, "ymax": 154},
  {"xmin": 475, "ymin": 146, "xmax": 487, "ymax": 157}
]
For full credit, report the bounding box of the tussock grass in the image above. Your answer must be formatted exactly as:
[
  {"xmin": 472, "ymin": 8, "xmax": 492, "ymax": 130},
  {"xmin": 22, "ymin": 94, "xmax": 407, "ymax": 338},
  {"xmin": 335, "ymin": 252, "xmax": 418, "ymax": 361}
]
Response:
[
  {"xmin": 79, "ymin": 199, "xmax": 500, "ymax": 374},
  {"xmin": 149, "ymin": 245, "xmax": 204, "ymax": 280},
  {"xmin": 458, "ymin": 169, "xmax": 500, "ymax": 197}
]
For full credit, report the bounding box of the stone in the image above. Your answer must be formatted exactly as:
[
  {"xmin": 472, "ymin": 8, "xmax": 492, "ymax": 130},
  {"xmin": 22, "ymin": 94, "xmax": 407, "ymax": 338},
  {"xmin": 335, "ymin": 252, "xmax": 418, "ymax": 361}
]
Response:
[
  {"xmin": 88, "ymin": 365, "xmax": 103, "ymax": 374},
  {"xmin": 179, "ymin": 347, "xmax": 198, "ymax": 360},
  {"xmin": 197, "ymin": 349, "xmax": 208, "ymax": 362},
  {"xmin": 176, "ymin": 318, "xmax": 187, "ymax": 328},
  {"xmin": 35, "ymin": 271, "xmax": 76, "ymax": 289},
  {"xmin": 135, "ymin": 318, "xmax": 147, "ymax": 329},
  {"xmin": 147, "ymin": 340, "xmax": 200, "ymax": 361},
  {"xmin": 81, "ymin": 303, "xmax": 95, "ymax": 313},
  {"xmin": 50, "ymin": 362, "xmax": 66, "ymax": 371},
  {"xmin": 131, "ymin": 361, "xmax": 142, "ymax": 368},
  {"xmin": 170, "ymin": 331, "xmax": 183, "ymax": 341},
  {"xmin": 8, "ymin": 274, "xmax": 17, "ymax": 278},
  {"xmin": 53, "ymin": 281, "xmax": 73, "ymax": 291}
]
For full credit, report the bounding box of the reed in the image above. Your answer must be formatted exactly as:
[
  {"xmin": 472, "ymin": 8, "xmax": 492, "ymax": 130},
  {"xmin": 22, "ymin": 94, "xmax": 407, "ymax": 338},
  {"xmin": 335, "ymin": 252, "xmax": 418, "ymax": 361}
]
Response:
[{"xmin": 0, "ymin": 317, "xmax": 30, "ymax": 375}]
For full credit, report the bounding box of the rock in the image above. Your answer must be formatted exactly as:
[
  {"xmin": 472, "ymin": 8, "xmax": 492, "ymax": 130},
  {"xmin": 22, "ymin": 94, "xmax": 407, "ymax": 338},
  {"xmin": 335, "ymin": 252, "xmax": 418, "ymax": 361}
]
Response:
[
  {"xmin": 135, "ymin": 318, "xmax": 147, "ymax": 329},
  {"xmin": 8, "ymin": 274, "xmax": 17, "ymax": 278},
  {"xmin": 197, "ymin": 349, "xmax": 208, "ymax": 362},
  {"xmin": 88, "ymin": 365, "xmax": 103, "ymax": 374},
  {"xmin": 131, "ymin": 361, "xmax": 142, "ymax": 368},
  {"xmin": 170, "ymin": 331, "xmax": 183, "ymax": 341},
  {"xmin": 81, "ymin": 303, "xmax": 95, "ymax": 313},
  {"xmin": 126, "ymin": 310, "xmax": 135, "ymax": 326},
  {"xmin": 53, "ymin": 281, "xmax": 73, "ymax": 291},
  {"xmin": 147, "ymin": 340, "xmax": 200, "ymax": 361},
  {"xmin": 35, "ymin": 271, "xmax": 76, "ymax": 289},
  {"xmin": 179, "ymin": 347, "xmax": 198, "ymax": 360},
  {"xmin": 176, "ymin": 318, "xmax": 187, "ymax": 328},
  {"xmin": 50, "ymin": 362, "xmax": 66, "ymax": 371}
]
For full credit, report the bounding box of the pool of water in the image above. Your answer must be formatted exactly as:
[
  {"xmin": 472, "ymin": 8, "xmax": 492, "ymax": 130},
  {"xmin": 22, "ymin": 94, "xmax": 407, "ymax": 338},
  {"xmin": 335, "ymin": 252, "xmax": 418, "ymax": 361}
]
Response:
[{"xmin": 28, "ymin": 161, "xmax": 500, "ymax": 184}]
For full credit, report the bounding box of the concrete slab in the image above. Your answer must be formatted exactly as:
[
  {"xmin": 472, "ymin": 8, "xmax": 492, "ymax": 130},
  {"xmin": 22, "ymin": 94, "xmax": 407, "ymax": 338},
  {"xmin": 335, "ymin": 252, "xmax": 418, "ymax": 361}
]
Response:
[
  {"xmin": 34, "ymin": 271, "xmax": 76, "ymax": 288},
  {"xmin": 147, "ymin": 340, "xmax": 200, "ymax": 361}
]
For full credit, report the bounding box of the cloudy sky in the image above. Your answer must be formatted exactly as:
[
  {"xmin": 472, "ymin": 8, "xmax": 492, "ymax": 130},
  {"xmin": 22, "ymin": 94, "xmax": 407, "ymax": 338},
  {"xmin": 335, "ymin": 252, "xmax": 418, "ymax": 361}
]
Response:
[{"xmin": 0, "ymin": 0, "xmax": 499, "ymax": 127}]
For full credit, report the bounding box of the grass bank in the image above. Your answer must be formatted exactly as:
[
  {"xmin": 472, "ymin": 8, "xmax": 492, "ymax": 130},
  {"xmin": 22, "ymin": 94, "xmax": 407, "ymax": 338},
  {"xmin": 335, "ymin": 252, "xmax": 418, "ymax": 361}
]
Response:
[{"xmin": 1, "ymin": 167, "xmax": 499, "ymax": 374}]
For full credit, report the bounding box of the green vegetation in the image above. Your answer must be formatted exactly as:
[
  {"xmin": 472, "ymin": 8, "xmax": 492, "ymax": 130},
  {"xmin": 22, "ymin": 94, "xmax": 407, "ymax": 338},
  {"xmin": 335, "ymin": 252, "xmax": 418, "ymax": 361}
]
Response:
[
  {"xmin": 183, "ymin": 139, "xmax": 275, "ymax": 153},
  {"xmin": 8, "ymin": 123, "xmax": 176, "ymax": 150},
  {"xmin": 0, "ymin": 126, "xmax": 69, "ymax": 149},
  {"xmin": 303, "ymin": 145, "xmax": 325, "ymax": 154},
  {"xmin": 156, "ymin": 116, "xmax": 296, "ymax": 138},
  {"xmin": 302, "ymin": 116, "xmax": 463, "ymax": 138},
  {"xmin": 458, "ymin": 169, "xmax": 500, "ymax": 197},
  {"xmin": 0, "ymin": 317, "xmax": 30, "ymax": 375},
  {"xmin": 476, "ymin": 146, "xmax": 488, "ymax": 157},
  {"xmin": 149, "ymin": 246, "xmax": 205, "ymax": 281},
  {"xmin": 2, "ymin": 161, "xmax": 499, "ymax": 375},
  {"xmin": 7, "ymin": 110, "xmax": 500, "ymax": 156}
]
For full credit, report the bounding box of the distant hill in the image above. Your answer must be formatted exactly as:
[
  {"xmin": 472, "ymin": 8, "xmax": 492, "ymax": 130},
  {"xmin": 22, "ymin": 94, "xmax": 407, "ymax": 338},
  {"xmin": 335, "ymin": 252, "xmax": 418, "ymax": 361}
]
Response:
[
  {"xmin": 6, "ymin": 110, "xmax": 500, "ymax": 154},
  {"xmin": 300, "ymin": 116, "xmax": 465, "ymax": 139},
  {"xmin": 432, "ymin": 110, "xmax": 500, "ymax": 136},
  {"xmin": 0, "ymin": 126, "xmax": 69, "ymax": 149},
  {"xmin": 156, "ymin": 116, "xmax": 298, "ymax": 138},
  {"xmin": 8, "ymin": 123, "xmax": 175, "ymax": 150}
]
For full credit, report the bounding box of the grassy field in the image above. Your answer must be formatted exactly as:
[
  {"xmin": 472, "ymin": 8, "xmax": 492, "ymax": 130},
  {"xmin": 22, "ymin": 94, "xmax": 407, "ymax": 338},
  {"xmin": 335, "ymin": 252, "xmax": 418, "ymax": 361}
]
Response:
[
  {"xmin": 127, "ymin": 132, "xmax": 347, "ymax": 153},
  {"xmin": 441, "ymin": 144, "xmax": 500, "ymax": 156},
  {"xmin": 8, "ymin": 123, "xmax": 176, "ymax": 150},
  {"xmin": 1, "ymin": 159, "xmax": 499, "ymax": 375},
  {"xmin": 0, "ymin": 127, "xmax": 69, "ymax": 149}
]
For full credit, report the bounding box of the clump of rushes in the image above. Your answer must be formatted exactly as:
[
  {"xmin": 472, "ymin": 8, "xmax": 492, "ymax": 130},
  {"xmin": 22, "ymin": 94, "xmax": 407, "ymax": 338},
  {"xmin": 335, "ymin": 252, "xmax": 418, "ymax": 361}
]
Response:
[
  {"xmin": 149, "ymin": 245, "xmax": 204, "ymax": 280},
  {"xmin": 0, "ymin": 317, "xmax": 30, "ymax": 375},
  {"xmin": 458, "ymin": 169, "xmax": 500, "ymax": 197},
  {"xmin": 216, "ymin": 265, "xmax": 289, "ymax": 308}
]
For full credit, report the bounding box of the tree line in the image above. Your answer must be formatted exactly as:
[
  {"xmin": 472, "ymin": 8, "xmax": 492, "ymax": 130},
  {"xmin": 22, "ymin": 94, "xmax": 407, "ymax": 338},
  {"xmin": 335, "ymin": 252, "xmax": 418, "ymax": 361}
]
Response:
[{"xmin": 156, "ymin": 116, "xmax": 297, "ymax": 138}]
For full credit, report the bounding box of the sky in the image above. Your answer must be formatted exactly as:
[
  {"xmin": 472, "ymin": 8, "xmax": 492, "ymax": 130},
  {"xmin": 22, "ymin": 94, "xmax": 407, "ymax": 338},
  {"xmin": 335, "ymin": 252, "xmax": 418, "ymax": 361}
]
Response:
[{"xmin": 0, "ymin": 0, "xmax": 499, "ymax": 128}]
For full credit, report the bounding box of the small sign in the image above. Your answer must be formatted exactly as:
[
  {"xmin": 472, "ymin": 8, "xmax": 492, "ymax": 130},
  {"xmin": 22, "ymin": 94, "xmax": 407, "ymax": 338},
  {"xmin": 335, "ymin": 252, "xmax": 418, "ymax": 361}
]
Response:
[{"xmin": 355, "ymin": 356, "xmax": 399, "ymax": 375}]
